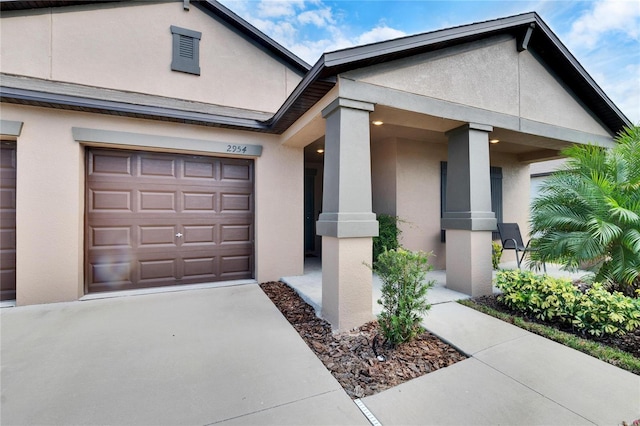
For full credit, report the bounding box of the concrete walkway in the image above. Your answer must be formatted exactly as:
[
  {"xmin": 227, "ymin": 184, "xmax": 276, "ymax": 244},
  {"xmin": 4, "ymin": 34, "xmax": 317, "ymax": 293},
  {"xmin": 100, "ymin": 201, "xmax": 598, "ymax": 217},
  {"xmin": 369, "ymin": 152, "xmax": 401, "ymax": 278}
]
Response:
[
  {"xmin": 364, "ymin": 302, "xmax": 640, "ymax": 425},
  {"xmin": 283, "ymin": 259, "xmax": 639, "ymax": 425},
  {"xmin": 2, "ymin": 281, "xmax": 639, "ymax": 425}
]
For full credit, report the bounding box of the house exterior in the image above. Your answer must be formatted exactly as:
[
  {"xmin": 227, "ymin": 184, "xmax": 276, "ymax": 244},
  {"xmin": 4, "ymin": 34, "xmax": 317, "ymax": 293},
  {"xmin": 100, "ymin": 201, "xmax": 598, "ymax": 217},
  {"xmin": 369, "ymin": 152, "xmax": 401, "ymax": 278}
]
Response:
[{"xmin": 0, "ymin": 0, "xmax": 630, "ymax": 330}]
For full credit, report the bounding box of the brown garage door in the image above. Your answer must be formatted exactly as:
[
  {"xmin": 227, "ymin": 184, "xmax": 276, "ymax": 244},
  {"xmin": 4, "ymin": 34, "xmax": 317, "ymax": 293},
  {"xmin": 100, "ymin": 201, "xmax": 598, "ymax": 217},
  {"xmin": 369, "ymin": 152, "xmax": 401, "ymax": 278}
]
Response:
[
  {"xmin": 86, "ymin": 148, "xmax": 254, "ymax": 293},
  {"xmin": 0, "ymin": 142, "xmax": 17, "ymax": 300}
]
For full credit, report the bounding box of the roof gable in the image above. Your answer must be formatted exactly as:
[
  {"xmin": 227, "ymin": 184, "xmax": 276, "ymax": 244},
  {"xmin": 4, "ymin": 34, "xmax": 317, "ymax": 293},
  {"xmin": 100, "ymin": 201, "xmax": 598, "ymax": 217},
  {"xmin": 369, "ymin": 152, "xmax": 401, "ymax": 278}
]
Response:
[
  {"xmin": 0, "ymin": 0, "xmax": 310, "ymax": 75},
  {"xmin": 341, "ymin": 34, "xmax": 612, "ymax": 137},
  {"xmin": 0, "ymin": 0, "xmax": 308, "ymax": 113},
  {"xmin": 271, "ymin": 12, "xmax": 630, "ymax": 135}
]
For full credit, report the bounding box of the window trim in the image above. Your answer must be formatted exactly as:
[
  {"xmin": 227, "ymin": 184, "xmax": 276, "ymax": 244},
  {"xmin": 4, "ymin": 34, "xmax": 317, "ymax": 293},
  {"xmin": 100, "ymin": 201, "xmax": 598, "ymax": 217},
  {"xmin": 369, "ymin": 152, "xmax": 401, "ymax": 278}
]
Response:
[{"xmin": 170, "ymin": 25, "xmax": 201, "ymax": 75}]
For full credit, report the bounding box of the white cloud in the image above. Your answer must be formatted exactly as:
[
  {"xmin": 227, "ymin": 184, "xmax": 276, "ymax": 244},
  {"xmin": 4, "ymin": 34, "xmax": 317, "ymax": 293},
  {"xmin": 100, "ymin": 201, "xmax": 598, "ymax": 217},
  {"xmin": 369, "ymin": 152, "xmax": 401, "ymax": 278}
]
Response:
[
  {"xmin": 256, "ymin": 0, "xmax": 304, "ymax": 18},
  {"xmin": 219, "ymin": 0, "xmax": 407, "ymax": 64},
  {"xmin": 297, "ymin": 8, "xmax": 334, "ymax": 27},
  {"xmin": 567, "ymin": 0, "xmax": 640, "ymax": 50},
  {"xmin": 598, "ymin": 63, "xmax": 640, "ymax": 123},
  {"xmin": 355, "ymin": 25, "xmax": 406, "ymax": 46}
]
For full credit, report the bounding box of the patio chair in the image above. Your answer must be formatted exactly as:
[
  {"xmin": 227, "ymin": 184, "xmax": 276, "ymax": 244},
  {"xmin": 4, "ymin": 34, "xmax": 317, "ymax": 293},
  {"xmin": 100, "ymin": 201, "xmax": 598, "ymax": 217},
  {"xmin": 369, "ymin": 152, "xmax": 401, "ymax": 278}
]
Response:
[{"xmin": 497, "ymin": 223, "xmax": 546, "ymax": 272}]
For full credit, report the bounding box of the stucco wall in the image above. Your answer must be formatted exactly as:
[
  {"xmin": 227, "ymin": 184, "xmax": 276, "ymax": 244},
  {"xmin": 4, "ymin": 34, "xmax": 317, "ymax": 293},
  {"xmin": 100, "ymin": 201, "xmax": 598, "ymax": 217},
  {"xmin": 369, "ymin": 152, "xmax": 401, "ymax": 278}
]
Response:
[
  {"xmin": 395, "ymin": 139, "xmax": 448, "ymax": 269},
  {"xmin": 519, "ymin": 52, "xmax": 610, "ymax": 136},
  {"xmin": 0, "ymin": 2, "xmax": 302, "ymax": 113},
  {"xmin": 345, "ymin": 35, "xmax": 611, "ymax": 137},
  {"xmin": 1, "ymin": 104, "xmax": 302, "ymax": 305},
  {"xmin": 371, "ymin": 137, "xmax": 531, "ymax": 269}
]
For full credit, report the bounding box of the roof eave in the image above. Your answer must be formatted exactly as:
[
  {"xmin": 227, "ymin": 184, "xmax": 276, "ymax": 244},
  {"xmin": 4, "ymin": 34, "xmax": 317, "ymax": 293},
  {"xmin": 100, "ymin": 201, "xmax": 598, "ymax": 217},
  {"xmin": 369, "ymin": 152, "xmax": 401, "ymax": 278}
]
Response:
[{"xmin": 0, "ymin": 86, "xmax": 271, "ymax": 132}]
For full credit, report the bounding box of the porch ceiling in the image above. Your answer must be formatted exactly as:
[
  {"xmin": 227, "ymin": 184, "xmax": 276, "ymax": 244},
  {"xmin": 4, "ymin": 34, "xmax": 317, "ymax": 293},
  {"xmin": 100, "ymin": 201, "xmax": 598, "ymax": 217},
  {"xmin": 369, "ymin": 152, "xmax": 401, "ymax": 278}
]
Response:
[{"xmin": 304, "ymin": 105, "xmax": 574, "ymax": 164}]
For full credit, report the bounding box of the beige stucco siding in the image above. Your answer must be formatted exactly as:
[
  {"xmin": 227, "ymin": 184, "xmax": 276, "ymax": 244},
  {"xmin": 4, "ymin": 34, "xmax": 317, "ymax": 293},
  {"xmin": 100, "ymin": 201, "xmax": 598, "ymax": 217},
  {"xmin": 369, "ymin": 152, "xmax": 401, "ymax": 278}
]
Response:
[
  {"xmin": 344, "ymin": 36, "xmax": 611, "ymax": 138},
  {"xmin": 1, "ymin": 2, "xmax": 302, "ymax": 113},
  {"xmin": 345, "ymin": 36, "xmax": 520, "ymax": 116},
  {"xmin": 2, "ymin": 104, "xmax": 302, "ymax": 305},
  {"xmin": 371, "ymin": 137, "xmax": 531, "ymax": 269},
  {"xmin": 394, "ymin": 139, "xmax": 447, "ymax": 269},
  {"xmin": 518, "ymin": 51, "xmax": 610, "ymax": 136}
]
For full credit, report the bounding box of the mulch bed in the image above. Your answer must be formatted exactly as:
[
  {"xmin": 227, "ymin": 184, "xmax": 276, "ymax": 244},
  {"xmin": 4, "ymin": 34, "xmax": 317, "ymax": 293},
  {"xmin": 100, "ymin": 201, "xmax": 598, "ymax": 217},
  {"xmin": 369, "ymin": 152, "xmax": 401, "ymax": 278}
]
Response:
[
  {"xmin": 260, "ymin": 281, "xmax": 466, "ymax": 399},
  {"xmin": 472, "ymin": 294, "xmax": 640, "ymax": 358}
]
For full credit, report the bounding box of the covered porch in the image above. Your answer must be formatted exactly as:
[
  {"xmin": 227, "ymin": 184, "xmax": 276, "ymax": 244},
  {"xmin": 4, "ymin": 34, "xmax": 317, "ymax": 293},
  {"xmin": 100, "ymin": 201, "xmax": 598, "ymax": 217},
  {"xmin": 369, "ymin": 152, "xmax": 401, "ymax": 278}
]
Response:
[
  {"xmin": 281, "ymin": 257, "xmax": 588, "ymax": 323},
  {"xmin": 279, "ymin": 14, "xmax": 623, "ymax": 331}
]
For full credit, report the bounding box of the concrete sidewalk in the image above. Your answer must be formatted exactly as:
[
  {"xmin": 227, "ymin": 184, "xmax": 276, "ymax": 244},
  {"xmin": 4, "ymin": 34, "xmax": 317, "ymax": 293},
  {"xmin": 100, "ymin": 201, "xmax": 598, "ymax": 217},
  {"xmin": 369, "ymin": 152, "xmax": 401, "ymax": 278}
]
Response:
[
  {"xmin": 2, "ymin": 283, "xmax": 639, "ymax": 425},
  {"xmin": 0, "ymin": 285, "xmax": 368, "ymax": 426},
  {"xmin": 361, "ymin": 302, "xmax": 640, "ymax": 425}
]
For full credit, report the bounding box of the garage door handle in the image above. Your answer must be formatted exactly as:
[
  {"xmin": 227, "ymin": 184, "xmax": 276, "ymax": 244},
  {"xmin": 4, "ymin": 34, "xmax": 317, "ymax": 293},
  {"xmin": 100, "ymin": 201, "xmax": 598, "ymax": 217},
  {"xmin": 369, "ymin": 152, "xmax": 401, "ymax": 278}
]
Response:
[{"xmin": 176, "ymin": 233, "xmax": 183, "ymax": 238}]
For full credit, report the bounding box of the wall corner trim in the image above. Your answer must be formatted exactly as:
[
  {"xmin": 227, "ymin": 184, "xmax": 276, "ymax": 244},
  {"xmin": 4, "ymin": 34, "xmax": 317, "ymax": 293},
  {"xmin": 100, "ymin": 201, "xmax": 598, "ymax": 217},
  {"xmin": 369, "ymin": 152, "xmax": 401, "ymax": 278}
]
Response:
[
  {"xmin": 72, "ymin": 127, "xmax": 263, "ymax": 157},
  {"xmin": 0, "ymin": 120, "xmax": 24, "ymax": 137}
]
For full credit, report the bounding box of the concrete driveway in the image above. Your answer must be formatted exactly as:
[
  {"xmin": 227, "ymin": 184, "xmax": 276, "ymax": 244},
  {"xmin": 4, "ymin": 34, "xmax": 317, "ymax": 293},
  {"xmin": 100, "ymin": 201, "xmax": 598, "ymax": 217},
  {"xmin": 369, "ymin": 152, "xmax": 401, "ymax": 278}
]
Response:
[{"xmin": 0, "ymin": 284, "xmax": 368, "ymax": 425}]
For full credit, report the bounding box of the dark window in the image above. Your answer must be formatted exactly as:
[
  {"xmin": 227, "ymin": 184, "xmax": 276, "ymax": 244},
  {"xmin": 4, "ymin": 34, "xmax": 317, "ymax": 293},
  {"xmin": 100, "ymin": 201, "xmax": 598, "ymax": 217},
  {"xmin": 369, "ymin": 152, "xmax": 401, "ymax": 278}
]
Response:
[
  {"xmin": 170, "ymin": 25, "xmax": 201, "ymax": 75},
  {"xmin": 440, "ymin": 162, "xmax": 503, "ymax": 242}
]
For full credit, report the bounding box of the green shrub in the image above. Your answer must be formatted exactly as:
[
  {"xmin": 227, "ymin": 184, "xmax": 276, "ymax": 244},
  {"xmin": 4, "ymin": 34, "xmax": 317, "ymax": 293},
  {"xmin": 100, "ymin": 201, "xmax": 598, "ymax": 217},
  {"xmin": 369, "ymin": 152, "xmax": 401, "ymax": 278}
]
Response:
[
  {"xmin": 373, "ymin": 214, "xmax": 401, "ymax": 264},
  {"xmin": 573, "ymin": 283, "xmax": 640, "ymax": 336},
  {"xmin": 495, "ymin": 269, "xmax": 640, "ymax": 336},
  {"xmin": 492, "ymin": 241, "xmax": 503, "ymax": 270},
  {"xmin": 529, "ymin": 125, "xmax": 640, "ymax": 296},
  {"xmin": 495, "ymin": 270, "xmax": 578, "ymax": 322},
  {"xmin": 373, "ymin": 248, "xmax": 434, "ymax": 347}
]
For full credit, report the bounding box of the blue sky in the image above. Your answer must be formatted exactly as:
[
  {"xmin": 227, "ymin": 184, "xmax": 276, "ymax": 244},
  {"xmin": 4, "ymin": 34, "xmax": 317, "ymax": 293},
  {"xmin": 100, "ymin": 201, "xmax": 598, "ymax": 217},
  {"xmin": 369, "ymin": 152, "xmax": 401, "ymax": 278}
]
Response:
[{"xmin": 219, "ymin": 0, "xmax": 640, "ymax": 124}]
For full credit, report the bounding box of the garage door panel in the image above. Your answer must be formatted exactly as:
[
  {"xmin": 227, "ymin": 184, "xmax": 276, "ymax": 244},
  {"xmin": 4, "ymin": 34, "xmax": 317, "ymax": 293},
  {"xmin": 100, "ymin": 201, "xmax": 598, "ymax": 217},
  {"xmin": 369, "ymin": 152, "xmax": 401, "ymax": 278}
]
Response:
[
  {"xmin": 139, "ymin": 225, "xmax": 178, "ymax": 246},
  {"xmin": 184, "ymin": 159, "xmax": 216, "ymax": 179},
  {"xmin": 90, "ymin": 189, "xmax": 133, "ymax": 212},
  {"xmin": 89, "ymin": 151, "xmax": 133, "ymax": 176},
  {"xmin": 221, "ymin": 224, "xmax": 251, "ymax": 244},
  {"xmin": 91, "ymin": 226, "xmax": 132, "ymax": 248},
  {"xmin": 0, "ymin": 267, "xmax": 16, "ymax": 299},
  {"xmin": 0, "ymin": 187, "xmax": 16, "ymax": 210},
  {"xmin": 0, "ymin": 143, "xmax": 16, "ymax": 300},
  {"xmin": 221, "ymin": 193, "xmax": 252, "ymax": 212},
  {"xmin": 139, "ymin": 156, "xmax": 176, "ymax": 178},
  {"xmin": 138, "ymin": 259, "xmax": 177, "ymax": 282},
  {"xmin": 183, "ymin": 257, "xmax": 216, "ymax": 279},
  {"xmin": 86, "ymin": 148, "xmax": 254, "ymax": 293},
  {"xmin": 139, "ymin": 191, "xmax": 177, "ymax": 211},
  {"xmin": 91, "ymin": 260, "xmax": 133, "ymax": 287},
  {"xmin": 221, "ymin": 161, "xmax": 252, "ymax": 181},
  {"xmin": 183, "ymin": 192, "xmax": 216, "ymax": 211},
  {"xmin": 221, "ymin": 255, "xmax": 252, "ymax": 277},
  {"xmin": 182, "ymin": 225, "xmax": 215, "ymax": 244}
]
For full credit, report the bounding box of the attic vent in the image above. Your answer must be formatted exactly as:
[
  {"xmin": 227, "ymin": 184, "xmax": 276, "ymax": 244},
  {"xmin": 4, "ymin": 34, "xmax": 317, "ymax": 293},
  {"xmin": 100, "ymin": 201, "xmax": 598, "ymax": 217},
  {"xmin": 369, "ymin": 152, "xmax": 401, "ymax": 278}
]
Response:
[
  {"xmin": 170, "ymin": 25, "xmax": 201, "ymax": 75},
  {"xmin": 179, "ymin": 35, "xmax": 194, "ymax": 58}
]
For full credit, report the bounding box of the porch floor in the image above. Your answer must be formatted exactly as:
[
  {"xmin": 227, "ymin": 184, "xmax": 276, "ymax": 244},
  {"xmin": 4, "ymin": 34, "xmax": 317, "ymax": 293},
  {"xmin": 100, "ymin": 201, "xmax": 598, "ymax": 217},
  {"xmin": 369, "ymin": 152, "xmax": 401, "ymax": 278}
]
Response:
[{"xmin": 281, "ymin": 257, "xmax": 589, "ymax": 318}]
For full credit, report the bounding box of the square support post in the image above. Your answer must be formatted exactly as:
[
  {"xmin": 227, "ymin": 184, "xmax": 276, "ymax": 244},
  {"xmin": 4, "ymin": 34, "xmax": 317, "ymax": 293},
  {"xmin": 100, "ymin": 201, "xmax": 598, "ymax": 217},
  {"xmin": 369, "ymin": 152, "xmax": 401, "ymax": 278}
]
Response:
[
  {"xmin": 317, "ymin": 98, "xmax": 378, "ymax": 331},
  {"xmin": 441, "ymin": 123, "xmax": 496, "ymax": 296}
]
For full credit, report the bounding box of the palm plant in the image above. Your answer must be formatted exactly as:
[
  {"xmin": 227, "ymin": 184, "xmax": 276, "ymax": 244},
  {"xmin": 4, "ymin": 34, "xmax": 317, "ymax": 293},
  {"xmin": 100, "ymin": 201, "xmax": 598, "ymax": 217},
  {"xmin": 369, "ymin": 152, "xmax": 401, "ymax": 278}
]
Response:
[{"xmin": 530, "ymin": 125, "xmax": 640, "ymax": 296}]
